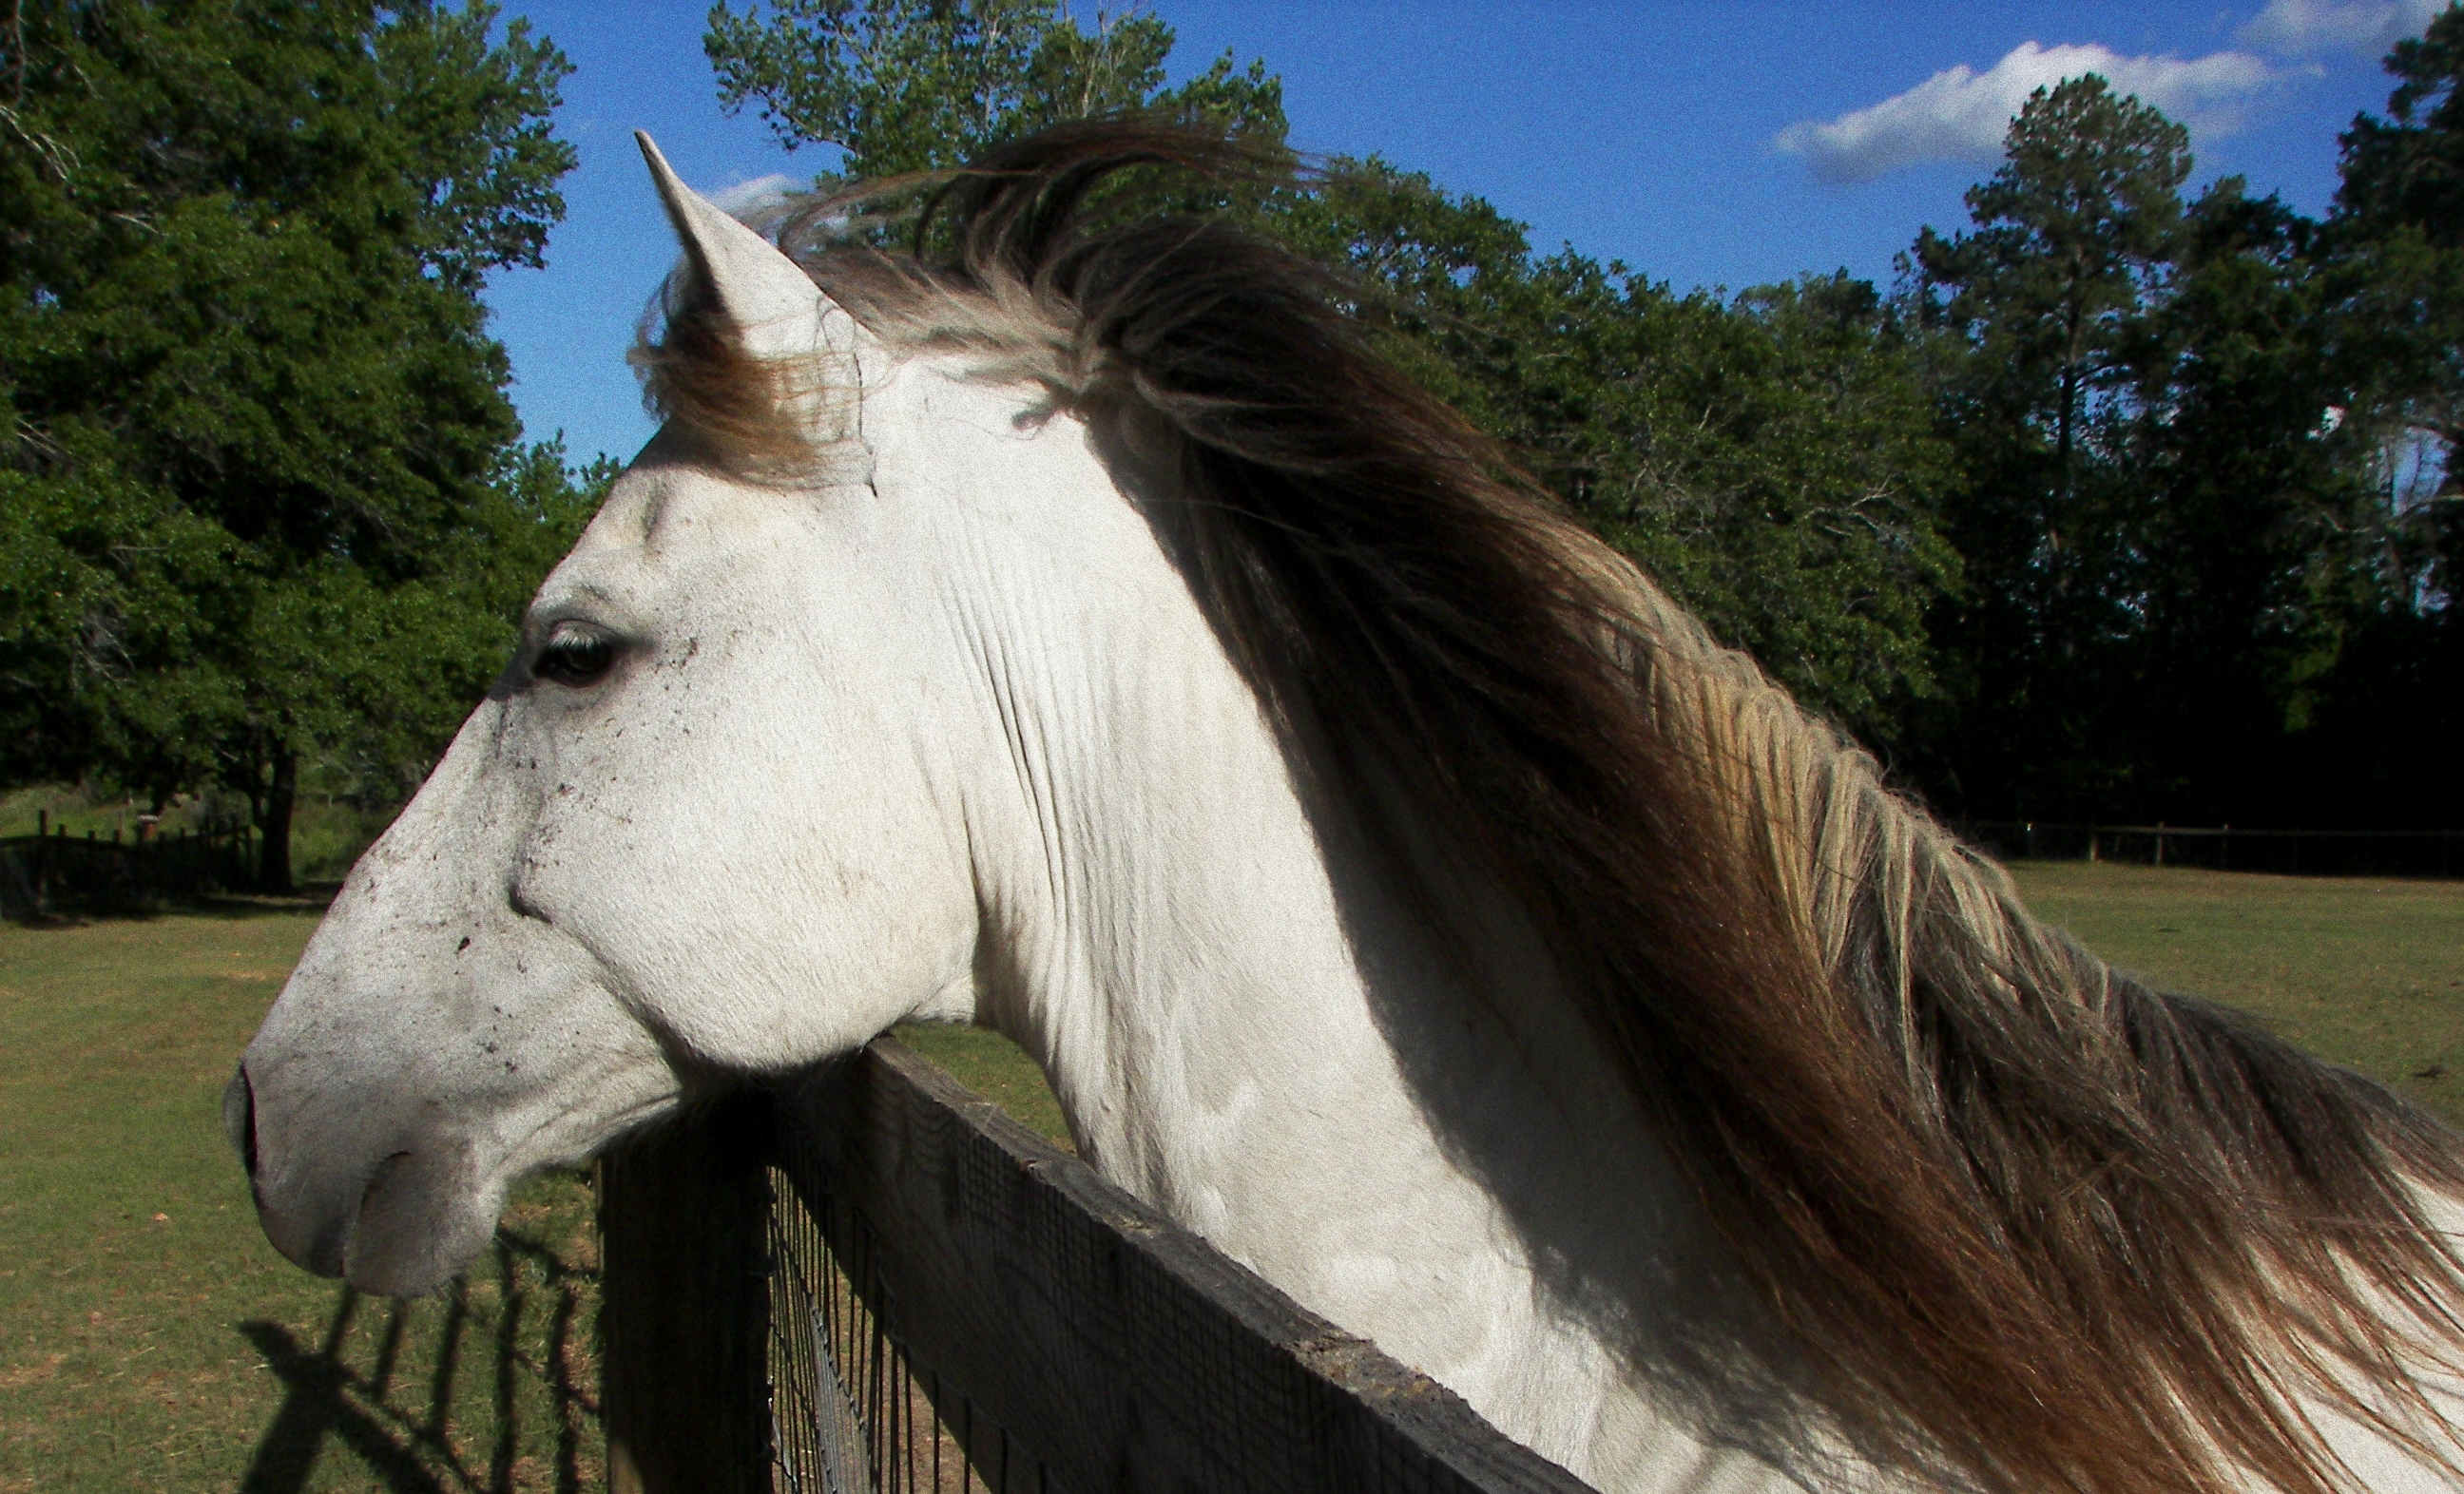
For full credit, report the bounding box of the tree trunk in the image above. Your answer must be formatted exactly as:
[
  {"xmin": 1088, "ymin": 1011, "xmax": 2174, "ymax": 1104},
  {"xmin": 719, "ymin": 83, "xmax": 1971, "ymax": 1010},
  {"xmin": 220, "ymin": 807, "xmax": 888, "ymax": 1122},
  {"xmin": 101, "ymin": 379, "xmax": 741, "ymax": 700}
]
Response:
[{"xmin": 258, "ymin": 744, "xmax": 296, "ymax": 893}]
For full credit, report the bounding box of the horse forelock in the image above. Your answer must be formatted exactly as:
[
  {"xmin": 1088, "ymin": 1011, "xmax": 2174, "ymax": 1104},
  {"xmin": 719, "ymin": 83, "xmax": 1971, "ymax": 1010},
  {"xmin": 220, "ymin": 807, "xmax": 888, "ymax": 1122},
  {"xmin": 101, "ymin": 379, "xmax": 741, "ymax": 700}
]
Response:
[{"xmin": 637, "ymin": 119, "xmax": 2464, "ymax": 1494}]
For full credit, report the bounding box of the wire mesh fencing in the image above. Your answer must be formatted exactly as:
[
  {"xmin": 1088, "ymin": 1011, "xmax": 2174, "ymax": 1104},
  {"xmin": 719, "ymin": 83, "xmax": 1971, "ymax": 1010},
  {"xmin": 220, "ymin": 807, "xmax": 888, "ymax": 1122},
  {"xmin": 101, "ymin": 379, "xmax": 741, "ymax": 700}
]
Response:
[
  {"xmin": 767, "ymin": 1119, "xmax": 1055, "ymax": 1494},
  {"xmin": 599, "ymin": 1044, "xmax": 1593, "ymax": 1494}
]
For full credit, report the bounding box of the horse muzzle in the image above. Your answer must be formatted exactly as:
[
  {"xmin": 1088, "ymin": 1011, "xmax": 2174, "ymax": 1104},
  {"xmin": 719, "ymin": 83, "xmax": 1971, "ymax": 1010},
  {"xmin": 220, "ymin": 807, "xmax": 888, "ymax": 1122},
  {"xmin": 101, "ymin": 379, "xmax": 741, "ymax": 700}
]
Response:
[{"xmin": 224, "ymin": 1060, "xmax": 501, "ymax": 1296}]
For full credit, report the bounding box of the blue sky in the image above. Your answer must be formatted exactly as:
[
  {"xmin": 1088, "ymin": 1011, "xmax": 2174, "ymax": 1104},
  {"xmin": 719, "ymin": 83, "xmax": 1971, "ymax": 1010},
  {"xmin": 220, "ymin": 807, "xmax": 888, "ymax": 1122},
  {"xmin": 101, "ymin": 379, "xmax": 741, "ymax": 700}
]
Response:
[{"xmin": 484, "ymin": 0, "xmax": 2447, "ymax": 466}]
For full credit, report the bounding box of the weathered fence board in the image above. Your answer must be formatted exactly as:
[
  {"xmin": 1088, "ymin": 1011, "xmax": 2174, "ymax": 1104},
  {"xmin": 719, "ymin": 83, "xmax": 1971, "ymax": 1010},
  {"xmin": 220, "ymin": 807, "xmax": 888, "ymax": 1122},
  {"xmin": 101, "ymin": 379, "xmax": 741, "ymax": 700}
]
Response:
[
  {"xmin": 1955, "ymin": 820, "xmax": 2463, "ymax": 877},
  {"xmin": 773, "ymin": 1038, "xmax": 1595, "ymax": 1494},
  {"xmin": 0, "ymin": 824, "xmax": 255, "ymax": 917},
  {"xmin": 600, "ymin": 1094, "xmax": 775, "ymax": 1494}
]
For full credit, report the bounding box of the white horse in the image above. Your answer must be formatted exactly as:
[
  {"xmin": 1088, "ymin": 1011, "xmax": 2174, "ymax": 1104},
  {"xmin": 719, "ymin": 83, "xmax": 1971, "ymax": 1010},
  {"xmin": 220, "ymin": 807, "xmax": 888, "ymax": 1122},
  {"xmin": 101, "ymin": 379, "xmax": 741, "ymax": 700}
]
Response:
[{"xmin": 232, "ymin": 124, "xmax": 2464, "ymax": 1494}]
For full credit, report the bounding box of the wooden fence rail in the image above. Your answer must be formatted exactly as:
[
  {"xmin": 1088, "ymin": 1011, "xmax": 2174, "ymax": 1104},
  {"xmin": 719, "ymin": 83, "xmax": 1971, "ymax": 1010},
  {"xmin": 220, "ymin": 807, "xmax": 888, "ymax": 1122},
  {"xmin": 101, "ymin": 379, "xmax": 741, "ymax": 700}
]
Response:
[
  {"xmin": 1954, "ymin": 821, "xmax": 2464, "ymax": 878},
  {"xmin": 0, "ymin": 822, "xmax": 256, "ymax": 918},
  {"xmin": 600, "ymin": 1038, "xmax": 1594, "ymax": 1494}
]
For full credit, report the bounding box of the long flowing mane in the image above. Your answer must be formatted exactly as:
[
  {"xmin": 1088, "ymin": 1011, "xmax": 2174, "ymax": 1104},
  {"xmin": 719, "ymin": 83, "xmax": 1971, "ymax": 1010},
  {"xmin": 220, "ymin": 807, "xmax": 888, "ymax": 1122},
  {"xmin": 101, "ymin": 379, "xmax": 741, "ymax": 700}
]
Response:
[{"xmin": 639, "ymin": 122, "xmax": 2464, "ymax": 1494}]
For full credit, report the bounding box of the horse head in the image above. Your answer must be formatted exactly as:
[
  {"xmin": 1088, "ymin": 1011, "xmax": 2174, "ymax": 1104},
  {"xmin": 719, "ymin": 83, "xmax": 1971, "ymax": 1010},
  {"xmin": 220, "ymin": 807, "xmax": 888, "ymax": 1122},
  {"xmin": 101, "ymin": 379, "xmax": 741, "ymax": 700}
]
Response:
[{"xmin": 228, "ymin": 140, "xmax": 991, "ymax": 1293}]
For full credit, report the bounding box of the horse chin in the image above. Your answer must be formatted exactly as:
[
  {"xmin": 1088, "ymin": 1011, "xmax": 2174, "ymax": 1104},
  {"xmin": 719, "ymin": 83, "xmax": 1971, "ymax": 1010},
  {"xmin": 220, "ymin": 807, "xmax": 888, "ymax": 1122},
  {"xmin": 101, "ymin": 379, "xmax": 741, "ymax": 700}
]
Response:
[
  {"xmin": 242, "ymin": 1112, "xmax": 504, "ymax": 1297},
  {"xmin": 339, "ymin": 1145, "xmax": 506, "ymax": 1296}
]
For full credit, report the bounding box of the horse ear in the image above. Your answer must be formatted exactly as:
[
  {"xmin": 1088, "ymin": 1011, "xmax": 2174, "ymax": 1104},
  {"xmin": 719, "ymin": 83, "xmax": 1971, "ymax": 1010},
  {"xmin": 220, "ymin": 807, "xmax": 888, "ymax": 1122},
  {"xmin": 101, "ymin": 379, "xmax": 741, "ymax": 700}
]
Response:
[{"xmin": 634, "ymin": 130, "xmax": 864, "ymax": 369}]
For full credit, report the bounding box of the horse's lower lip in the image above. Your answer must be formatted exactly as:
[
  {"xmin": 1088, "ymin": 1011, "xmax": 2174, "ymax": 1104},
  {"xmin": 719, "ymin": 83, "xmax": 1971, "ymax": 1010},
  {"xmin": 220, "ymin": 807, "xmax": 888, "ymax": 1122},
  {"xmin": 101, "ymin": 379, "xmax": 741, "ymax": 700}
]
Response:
[
  {"xmin": 256, "ymin": 1185, "xmax": 352, "ymax": 1280},
  {"xmin": 246, "ymin": 1134, "xmax": 475, "ymax": 1293},
  {"xmin": 248, "ymin": 1154, "xmax": 474, "ymax": 1294},
  {"xmin": 336, "ymin": 1140, "xmax": 493, "ymax": 1296},
  {"xmin": 338, "ymin": 1151, "xmax": 427, "ymax": 1292}
]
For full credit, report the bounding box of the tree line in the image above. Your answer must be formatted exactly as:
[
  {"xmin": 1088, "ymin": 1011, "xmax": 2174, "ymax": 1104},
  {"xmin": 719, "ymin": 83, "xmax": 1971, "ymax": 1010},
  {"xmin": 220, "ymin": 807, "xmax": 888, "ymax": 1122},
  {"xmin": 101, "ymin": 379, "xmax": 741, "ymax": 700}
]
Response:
[
  {"xmin": 702, "ymin": 0, "xmax": 2464, "ymax": 832},
  {"xmin": 4, "ymin": 1, "xmax": 2459, "ymax": 891},
  {"xmin": 0, "ymin": 0, "xmax": 603, "ymax": 889}
]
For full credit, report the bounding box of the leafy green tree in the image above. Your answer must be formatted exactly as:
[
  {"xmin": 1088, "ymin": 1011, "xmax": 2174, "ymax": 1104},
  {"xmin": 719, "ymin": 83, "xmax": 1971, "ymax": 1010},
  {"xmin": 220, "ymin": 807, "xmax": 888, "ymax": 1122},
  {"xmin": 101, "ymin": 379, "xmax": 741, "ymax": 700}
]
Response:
[
  {"xmin": 2337, "ymin": 4, "xmax": 2464, "ymax": 248},
  {"xmin": 2114, "ymin": 180, "xmax": 2372, "ymax": 816},
  {"xmin": 1918, "ymin": 78, "xmax": 2189, "ymax": 514},
  {"xmin": 1599, "ymin": 275, "xmax": 1961, "ymax": 740},
  {"xmin": 1276, "ymin": 159, "xmax": 1958, "ymax": 740},
  {"xmin": 1909, "ymin": 77, "xmax": 2194, "ymax": 814},
  {"xmin": 1905, "ymin": 63, "xmax": 2463, "ymax": 830},
  {"xmin": 2332, "ymin": 1, "xmax": 2464, "ymax": 580},
  {"xmin": 0, "ymin": 1, "xmax": 590, "ymax": 888},
  {"xmin": 2310, "ymin": 3, "xmax": 2464, "ymax": 828},
  {"xmin": 1308, "ymin": 174, "xmax": 1958, "ymax": 738},
  {"xmin": 705, "ymin": 0, "xmax": 1284, "ymax": 175},
  {"xmin": 702, "ymin": 7, "xmax": 1959, "ymax": 740}
]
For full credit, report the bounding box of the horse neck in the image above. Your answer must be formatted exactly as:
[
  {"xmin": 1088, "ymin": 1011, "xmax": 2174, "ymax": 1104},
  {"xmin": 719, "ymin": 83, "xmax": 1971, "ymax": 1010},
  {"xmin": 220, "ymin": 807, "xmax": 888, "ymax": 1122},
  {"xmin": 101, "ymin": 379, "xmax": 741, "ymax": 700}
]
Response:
[
  {"xmin": 946, "ymin": 411, "xmax": 1450, "ymax": 1235},
  {"xmin": 929, "ymin": 391, "xmax": 1775, "ymax": 1487}
]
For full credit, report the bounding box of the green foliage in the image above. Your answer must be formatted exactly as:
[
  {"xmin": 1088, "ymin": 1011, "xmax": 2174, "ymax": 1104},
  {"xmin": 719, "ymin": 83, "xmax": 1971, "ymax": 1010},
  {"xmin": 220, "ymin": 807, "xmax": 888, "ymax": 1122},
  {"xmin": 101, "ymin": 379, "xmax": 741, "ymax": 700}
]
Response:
[
  {"xmin": 14, "ymin": 0, "xmax": 2442, "ymax": 863},
  {"xmin": 2337, "ymin": 4, "xmax": 2464, "ymax": 249},
  {"xmin": 705, "ymin": 0, "xmax": 1284, "ymax": 175},
  {"xmin": 1912, "ymin": 78, "xmax": 2190, "ymax": 595},
  {"xmin": 1591, "ymin": 276, "xmax": 1960, "ymax": 739},
  {"xmin": 1268, "ymin": 159, "xmax": 1960, "ymax": 739},
  {"xmin": 703, "ymin": 8, "xmax": 1959, "ymax": 740},
  {"xmin": 1267, "ymin": 58, "xmax": 2459, "ymax": 824},
  {"xmin": 2296, "ymin": 10, "xmax": 2464, "ymax": 829},
  {"xmin": 1896, "ymin": 57, "xmax": 2464, "ymax": 827},
  {"xmin": 1911, "ymin": 81, "xmax": 2297, "ymax": 814},
  {"xmin": 0, "ymin": 2, "xmax": 596, "ymax": 886}
]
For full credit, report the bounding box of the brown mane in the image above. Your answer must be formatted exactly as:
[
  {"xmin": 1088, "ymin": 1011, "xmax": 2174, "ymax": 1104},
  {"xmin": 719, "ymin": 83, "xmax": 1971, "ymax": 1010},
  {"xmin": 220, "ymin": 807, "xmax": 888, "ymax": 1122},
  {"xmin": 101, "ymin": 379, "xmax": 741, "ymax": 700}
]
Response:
[{"xmin": 642, "ymin": 121, "xmax": 2464, "ymax": 1494}]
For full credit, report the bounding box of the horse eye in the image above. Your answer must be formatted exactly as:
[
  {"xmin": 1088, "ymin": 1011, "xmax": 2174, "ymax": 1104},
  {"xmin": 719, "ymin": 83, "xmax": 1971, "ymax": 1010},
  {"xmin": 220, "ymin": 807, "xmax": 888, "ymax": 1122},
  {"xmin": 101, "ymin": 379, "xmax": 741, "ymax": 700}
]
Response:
[{"xmin": 533, "ymin": 631, "xmax": 617, "ymax": 689}]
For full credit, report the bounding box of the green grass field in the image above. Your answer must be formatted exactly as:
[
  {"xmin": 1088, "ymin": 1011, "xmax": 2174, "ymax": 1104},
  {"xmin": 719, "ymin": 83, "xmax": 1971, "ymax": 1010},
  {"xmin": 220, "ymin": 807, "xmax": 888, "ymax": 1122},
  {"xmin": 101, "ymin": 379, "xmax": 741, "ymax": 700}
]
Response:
[
  {"xmin": 0, "ymin": 901, "xmax": 601, "ymax": 1493},
  {"xmin": 2007, "ymin": 863, "xmax": 2464, "ymax": 1125},
  {"xmin": 2, "ymin": 863, "xmax": 2458, "ymax": 1489}
]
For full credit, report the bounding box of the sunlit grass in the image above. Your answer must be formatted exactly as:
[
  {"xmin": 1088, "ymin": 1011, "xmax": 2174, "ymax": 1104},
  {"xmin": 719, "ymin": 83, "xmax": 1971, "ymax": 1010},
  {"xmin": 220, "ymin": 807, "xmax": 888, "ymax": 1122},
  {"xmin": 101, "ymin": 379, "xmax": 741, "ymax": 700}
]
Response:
[
  {"xmin": 0, "ymin": 904, "xmax": 601, "ymax": 1493},
  {"xmin": 2007, "ymin": 862, "xmax": 2464, "ymax": 1126},
  {"xmin": 3, "ymin": 864, "xmax": 2454, "ymax": 1489},
  {"xmin": 893, "ymin": 1021, "xmax": 1072, "ymax": 1148}
]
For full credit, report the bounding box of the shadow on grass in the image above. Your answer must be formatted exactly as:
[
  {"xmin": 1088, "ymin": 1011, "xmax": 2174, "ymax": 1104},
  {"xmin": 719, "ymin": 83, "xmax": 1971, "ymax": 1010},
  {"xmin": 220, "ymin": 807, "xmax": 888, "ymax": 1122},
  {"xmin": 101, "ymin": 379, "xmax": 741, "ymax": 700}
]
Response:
[
  {"xmin": 183, "ymin": 882, "xmax": 342, "ymax": 918},
  {"xmin": 238, "ymin": 1224, "xmax": 598, "ymax": 1494},
  {"xmin": 6, "ymin": 883, "xmax": 341, "ymax": 929}
]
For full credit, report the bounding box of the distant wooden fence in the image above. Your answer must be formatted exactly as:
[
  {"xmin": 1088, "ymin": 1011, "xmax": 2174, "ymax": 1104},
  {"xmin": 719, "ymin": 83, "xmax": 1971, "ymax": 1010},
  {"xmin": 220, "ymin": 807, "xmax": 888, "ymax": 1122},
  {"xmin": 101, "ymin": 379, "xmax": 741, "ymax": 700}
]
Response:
[
  {"xmin": 0, "ymin": 819, "xmax": 256, "ymax": 918},
  {"xmin": 598, "ymin": 1038, "xmax": 1593, "ymax": 1494},
  {"xmin": 1956, "ymin": 821, "xmax": 2464, "ymax": 878}
]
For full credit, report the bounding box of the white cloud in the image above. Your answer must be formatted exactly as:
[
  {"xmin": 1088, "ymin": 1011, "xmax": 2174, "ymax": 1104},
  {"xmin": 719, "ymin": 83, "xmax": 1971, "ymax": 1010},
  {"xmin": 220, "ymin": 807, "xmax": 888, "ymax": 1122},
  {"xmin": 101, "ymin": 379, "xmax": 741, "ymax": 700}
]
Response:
[
  {"xmin": 706, "ymin": 171, "xmax": 803, "ymax": 225},
  {"xmin": 1773, "ymin": 41, "xmax": 2281, "ymax": 183},
  {"xmin": 2237, "ymin": 0, "xmax": 2443, "ymax": 58}
]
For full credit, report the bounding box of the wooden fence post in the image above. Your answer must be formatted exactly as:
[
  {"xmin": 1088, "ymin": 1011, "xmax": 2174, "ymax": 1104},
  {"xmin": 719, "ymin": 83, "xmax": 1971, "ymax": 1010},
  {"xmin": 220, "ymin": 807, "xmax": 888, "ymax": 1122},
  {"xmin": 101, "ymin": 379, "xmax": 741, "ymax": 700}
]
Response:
[{"xmin": 600, "ymin": 1094, "xmax": 775, "ymax": 1494}]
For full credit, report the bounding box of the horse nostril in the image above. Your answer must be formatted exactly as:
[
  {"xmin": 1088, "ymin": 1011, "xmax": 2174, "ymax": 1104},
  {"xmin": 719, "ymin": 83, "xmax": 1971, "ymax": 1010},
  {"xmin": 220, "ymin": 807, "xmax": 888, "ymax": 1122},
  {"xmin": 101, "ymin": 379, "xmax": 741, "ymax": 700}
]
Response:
[{"xmin": 223, "ymin": 1065, "xmax": 259, "ymax": 1178}]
